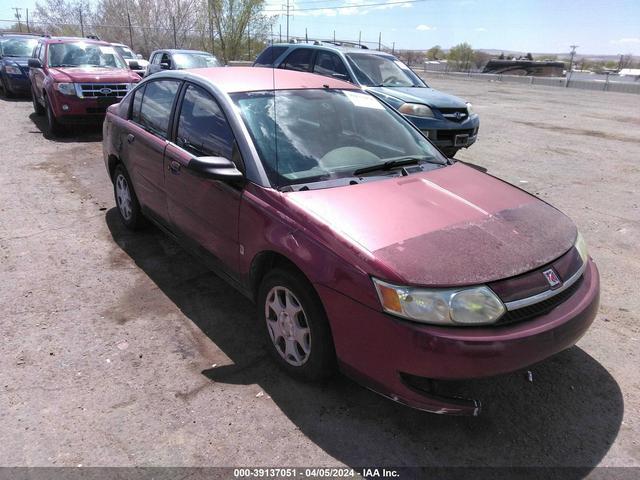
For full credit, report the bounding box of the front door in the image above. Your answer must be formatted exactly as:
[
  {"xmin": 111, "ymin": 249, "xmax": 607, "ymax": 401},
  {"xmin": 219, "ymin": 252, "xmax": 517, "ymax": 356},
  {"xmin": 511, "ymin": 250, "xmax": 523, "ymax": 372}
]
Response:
[{"xmin": 165, "ymin": 83, "xmax": 243, "ymax": 273}]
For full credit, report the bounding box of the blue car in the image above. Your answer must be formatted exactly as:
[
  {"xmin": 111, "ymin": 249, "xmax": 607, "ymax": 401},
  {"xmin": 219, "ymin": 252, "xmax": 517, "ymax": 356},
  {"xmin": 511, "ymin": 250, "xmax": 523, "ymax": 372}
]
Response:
[
  {"xmin": 254, "ymin": 41, "xmax": 480, "ymax": 157},
  {"xmin": 0, "ymin": 33, "xmax": 40, "ymax": 97}
]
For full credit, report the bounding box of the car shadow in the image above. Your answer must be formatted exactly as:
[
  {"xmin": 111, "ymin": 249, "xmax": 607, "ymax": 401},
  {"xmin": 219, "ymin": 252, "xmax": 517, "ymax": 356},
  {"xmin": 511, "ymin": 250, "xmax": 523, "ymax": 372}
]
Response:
[
  {"xmin": 105, "ymin": 208, "xmax": 623, "ymax": 474},
  {"xmin": 28, "ymin": 112, "xmax": 103, "ymax": 142},
  {"xmin": 0, "ymin": 93, "xmax": 31, "ymax": 102}
]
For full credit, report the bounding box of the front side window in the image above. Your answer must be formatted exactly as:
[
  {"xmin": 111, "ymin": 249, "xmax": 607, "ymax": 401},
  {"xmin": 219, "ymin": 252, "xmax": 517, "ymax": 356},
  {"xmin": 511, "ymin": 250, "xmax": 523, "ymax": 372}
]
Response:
[
  {"xmin": 232, "ymin": 89, "xmax": 444, "ymax": 188},
  {"xmin": 176, "ymin": 84, "xmax": 234, "ymax": 159},
  {"xmin": 281, "ymin": 49, "xmax": 314, "ymax": 72},
  {"xmin": 346, "ymin": 53, "xmax": 425, "ymax": 87},
  {"xmin": 172, "ymin": 53, "xmax": 220, "ymax": 69},
  {"xmin": 137, "ymin": 80, "xmax": 181, "ymax": 137},
  {"xmin": 313, "ymin": 51, "xmax": 349, "ymax": 80},
  {"xmin": 0, "ymin": 37, "xmax": 38, "ymax": 57},
  {"xmin": 48, "ymin": 42, "xmax": 127, "ymax": 69}
]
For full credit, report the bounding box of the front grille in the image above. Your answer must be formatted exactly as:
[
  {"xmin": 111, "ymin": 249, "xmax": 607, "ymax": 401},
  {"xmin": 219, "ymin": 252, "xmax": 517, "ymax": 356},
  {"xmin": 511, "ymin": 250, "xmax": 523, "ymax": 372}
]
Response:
[
  {"xmin": 496, "ymin": 275, "xmax": 584, "ymax": 326},
  {"xmin": 438, "ymin": 107, "xmax": 469, "ymax": 122},
  {"xmin": 436, "ymin": 129, "xmax": 474, "ymax": 141},
  {"xmin": 78, "ymin": 83, "xmax": 129, "ymax": 98}
]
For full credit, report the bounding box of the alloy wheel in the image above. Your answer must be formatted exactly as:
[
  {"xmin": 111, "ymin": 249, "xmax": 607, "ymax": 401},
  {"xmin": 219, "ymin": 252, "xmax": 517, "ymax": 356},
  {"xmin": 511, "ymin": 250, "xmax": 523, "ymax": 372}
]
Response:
[
  {"xmin": 264, "ymin": 286, "xmax": 311, "ymax": 366},
  {"xmin": 115, "ymin": 173, "xmax": 133, "ymax": 221}
]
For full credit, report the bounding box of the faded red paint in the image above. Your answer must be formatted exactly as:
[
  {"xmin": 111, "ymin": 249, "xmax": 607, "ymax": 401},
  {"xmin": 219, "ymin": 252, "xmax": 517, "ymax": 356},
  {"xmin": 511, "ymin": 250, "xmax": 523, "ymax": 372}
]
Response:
[{"xmin": 189, "ymin": 66, "xmax": 354, "ymax": 93}]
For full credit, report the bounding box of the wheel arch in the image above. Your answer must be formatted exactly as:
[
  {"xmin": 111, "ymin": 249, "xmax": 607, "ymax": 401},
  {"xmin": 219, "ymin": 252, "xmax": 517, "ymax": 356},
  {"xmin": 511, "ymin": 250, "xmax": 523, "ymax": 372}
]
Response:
[
  {"xmin": 107, "ymin": 154, "xmax": 121, "ymax": 182},
  {"xmin": 249, "ymin": 250, "xmax": 310, "ymax": 301}
]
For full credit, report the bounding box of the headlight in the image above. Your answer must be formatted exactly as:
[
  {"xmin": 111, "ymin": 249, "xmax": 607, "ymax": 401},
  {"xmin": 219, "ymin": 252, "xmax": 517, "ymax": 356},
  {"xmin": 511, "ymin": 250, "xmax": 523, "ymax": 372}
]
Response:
[
  {"xmin": 398, "ymin": 103, "xmax": 434, "ymax": 118},
  {"xmin": 466, "ymin": 102, "xmax": 474, "ymax": 115},
  {"xmin": 373, "ymin": 278, "xmax": 505, "ymax": 326},
  {"xmin": 575, "ymin": 231, "xmax": 589, "ymax": 263},
  {"xmin": 54, "ymin": 83, "xmax": 76, "ymax": 96},
  {"xmin": 4, "ymin": 65, "xmax": 21, "ymax": 75}
]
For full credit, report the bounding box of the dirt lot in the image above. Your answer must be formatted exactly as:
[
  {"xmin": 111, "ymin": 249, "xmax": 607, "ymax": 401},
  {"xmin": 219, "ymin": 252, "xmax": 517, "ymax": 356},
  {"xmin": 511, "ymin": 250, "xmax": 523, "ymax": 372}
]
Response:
[{"xmin": 1, "ymin": 77, "xmax": 639, "ymax": 473}]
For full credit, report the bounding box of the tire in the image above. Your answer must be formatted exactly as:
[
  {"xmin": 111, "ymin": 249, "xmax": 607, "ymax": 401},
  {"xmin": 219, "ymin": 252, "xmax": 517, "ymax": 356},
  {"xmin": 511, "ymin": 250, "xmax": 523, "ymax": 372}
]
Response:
[
  {"xmin": 44, "ymin": 95, "xmax": 65, "ymax": 136},
  {"xmin": 32, "ymin": 87, "xmax": 45, "ymax": 115},
  {"xmin": 257, "ymin": 267, "xmax": 336, "ymax": 382},
  {"xmin": 112, "ymin": 164, "xmax": 146, "ymax": 230},
  {"xmin": 442, "ymin": 148, "xmax": 459, "ymax": 158}
]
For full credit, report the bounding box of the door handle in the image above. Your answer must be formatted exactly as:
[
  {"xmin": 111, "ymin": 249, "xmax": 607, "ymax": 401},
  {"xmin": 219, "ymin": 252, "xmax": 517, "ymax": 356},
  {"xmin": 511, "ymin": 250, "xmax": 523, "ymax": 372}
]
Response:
[
  {"xmin": 127, "ymin": 134, "xmax": 135, "ymax": 144},
  {"xmin": 168, "ymin": 160, "xmax": 181, "ymax": 175}
]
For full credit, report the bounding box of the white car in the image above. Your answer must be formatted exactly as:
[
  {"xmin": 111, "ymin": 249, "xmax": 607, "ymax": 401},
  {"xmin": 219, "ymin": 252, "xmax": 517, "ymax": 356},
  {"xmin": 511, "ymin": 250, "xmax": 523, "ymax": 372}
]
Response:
[{"xmin": 111, "ymin": 43, "xmax": 148, "ymax": 77}]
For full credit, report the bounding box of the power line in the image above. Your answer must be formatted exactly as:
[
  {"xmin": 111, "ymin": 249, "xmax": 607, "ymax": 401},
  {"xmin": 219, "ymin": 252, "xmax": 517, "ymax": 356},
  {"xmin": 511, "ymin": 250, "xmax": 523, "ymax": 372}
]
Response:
[{"xmin": 263, "ymin": 0, "xmax": 431, "ymax": 13}]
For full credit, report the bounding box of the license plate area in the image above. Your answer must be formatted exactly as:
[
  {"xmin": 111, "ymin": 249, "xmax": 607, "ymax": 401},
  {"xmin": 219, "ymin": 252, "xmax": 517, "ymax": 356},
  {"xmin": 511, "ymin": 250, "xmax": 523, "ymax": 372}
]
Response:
[
  {"xmin": 97, "ymin": 96, "xmax": 119, "ymax": 106},
  {"xmin": 454, "ymin": 134, "xmax": 469, "ymax": 147}
]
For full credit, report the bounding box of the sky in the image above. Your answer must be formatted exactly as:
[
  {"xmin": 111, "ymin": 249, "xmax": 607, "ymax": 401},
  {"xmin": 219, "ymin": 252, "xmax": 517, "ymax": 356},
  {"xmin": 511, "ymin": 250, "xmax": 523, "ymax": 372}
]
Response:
[{"xmin": 1, "ymin": 0, "xmax": 638, "ymax": 55}]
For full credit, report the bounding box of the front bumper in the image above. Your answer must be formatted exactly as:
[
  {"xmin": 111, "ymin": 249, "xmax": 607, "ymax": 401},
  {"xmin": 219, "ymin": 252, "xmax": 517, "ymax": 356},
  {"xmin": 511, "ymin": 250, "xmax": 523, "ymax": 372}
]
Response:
[
  {"xmin": 407, "ymin": 113, "xmax": 480, "ymax": 150},
  {"xmin": 3, "ymin": 74, "xmax": 31, "ymax": 94},
  {"xmin": 49, "ymin": 93, "xmax": 122, "ymax": 124},
  {"xmin": 317, "ymin": 258, "xmax": 599, "ymax": 415}
]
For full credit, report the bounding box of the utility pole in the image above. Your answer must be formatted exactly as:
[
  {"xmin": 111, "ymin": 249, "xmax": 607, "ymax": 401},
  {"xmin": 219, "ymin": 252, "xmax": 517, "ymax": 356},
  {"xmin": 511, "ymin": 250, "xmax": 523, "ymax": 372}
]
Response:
[
  {"xmin": 126, "ymin": 11, "xmax": 134, "ymax": 49},
  {"xmin": 392, "ymin": 42, "xmax": 395, "ymax": 54},
  {"xmin": 12, "ymin": 8, "xmax": 23, "ymax": 32},
  {"xmin": 378, "ymin": 32, "xmax": 381, "ymax": 51},
  {"xmin": 284, "ymin": 0, "xmax": 290, "ymax": 42},
  {"xmin": 279, "ymin": 24, "xmax": 282, "ymax": 43},
  {"xmin": 568, "ymin": 45, "xmax": 578, "ymax": 71},
  {"xmin": 172, "ymin": 16, "xmax": 177, "ymax": 48},
  {"xmin": 358, "ymin": 31, "xmax": 361, "ymax": 47},
  {"xmin": 26, "ymin": 8, "xmax": 30, "ymax": 33},
  {"xmin": 305, "ymin": 28, "xmax": 308, "ymax": 43},
  {"xmin": 79, "ymin": 5, "xmax": 84, "ymax": 37},
  {"xmin": 208, "ymin": 0, "xmax": 215, "ymax": 55}
]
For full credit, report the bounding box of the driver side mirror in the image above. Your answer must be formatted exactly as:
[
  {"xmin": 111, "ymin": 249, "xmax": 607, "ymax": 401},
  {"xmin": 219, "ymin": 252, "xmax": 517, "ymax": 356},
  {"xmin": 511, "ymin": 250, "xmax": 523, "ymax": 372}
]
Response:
[
  {"xmin": 28, "ymin": 58, "xmax": 42, "ymax": 68},
  {"xmin": 160, "ymin": 62, "xmax": 171, "ymax": 70},
  {"xmin": 128, "ymin": 60, "xmax": 140, "ymax": 70},
  {"xmin": 188, "ymin": 156, "xmax": 244, "ymax": 181}
]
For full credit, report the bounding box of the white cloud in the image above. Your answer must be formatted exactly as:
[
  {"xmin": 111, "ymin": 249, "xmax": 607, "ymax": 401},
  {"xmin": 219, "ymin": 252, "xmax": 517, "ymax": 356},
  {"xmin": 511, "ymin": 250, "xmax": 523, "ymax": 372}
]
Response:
[
  {"xmin": 475, "ymin": 27, "xmax": 487, "ymax": 32},
  {"xmin": 416, "ymin": 24, "xmax": 434, "ymax": 31},
  {"xmin": 610, "ymin": 37, "xmax": 640, "ymax": 44}
]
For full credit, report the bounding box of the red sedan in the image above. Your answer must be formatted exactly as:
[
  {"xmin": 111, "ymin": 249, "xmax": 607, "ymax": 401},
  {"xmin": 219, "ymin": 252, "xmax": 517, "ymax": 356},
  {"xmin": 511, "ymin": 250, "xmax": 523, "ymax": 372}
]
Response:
[{"xmin": 102, "ymin": 67, "xmax": 599, "ymax": 415}]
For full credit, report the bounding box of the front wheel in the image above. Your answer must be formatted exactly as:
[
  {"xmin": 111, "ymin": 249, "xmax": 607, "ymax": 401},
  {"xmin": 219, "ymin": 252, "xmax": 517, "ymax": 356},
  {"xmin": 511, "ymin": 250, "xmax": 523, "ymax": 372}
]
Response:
[
  {"xmin": 45, "ymin": 95, "xmax": 64, "ymax": 136},
  {"xmin": 258, "ymin": 268, "xmax": 336, "ymax": 382},
  {"xmin": 32, "ymin": 88, "xmax": 45, "ymax": 115}
]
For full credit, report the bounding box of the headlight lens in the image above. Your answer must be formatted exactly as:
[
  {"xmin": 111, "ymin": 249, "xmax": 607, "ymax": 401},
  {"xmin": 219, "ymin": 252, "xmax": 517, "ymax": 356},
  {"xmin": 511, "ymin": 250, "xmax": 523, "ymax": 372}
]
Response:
[
  {"xmin": 466, "ymin": 102, "xmax": 474, "ymax": 115},
  {"xmin": 575, "ymin": 231, "xmax": 589, "ymax": 263},
  {"xmin": 54, "ymin": 82, "xmax": 76, "ymax": 96},
  {"xmin": 5, "ymin": 65, "xmax": 21, "ymax": 75},
  {"xmin": 373, "ymin": 278, "xmax": 505, "ymax": 326},
  {"xmin": 398, "ymin": 102, "xmax": 434, "ymax": 118}
]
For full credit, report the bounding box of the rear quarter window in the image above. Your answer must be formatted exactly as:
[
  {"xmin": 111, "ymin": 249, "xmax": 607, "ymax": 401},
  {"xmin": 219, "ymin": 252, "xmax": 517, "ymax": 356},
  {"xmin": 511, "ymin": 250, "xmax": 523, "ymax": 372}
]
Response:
[
  {"xmin": 280, "ymin": 48, "xmax": 314, "ymax": 72},
  {"xmin": 254, "ymin": 46, "xmax": 288, "ymax": 66}
]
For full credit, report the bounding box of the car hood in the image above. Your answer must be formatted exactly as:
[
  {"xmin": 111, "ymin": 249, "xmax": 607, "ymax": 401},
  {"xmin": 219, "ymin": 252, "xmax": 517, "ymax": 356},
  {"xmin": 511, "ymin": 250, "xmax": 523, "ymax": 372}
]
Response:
[
  {"xmin": 285, "ymin": 163, "xmax": 577, "ymax": 286},
  {"xmin": 48, "ymin": 67, "xmax": 139, "ymax": 83},
  {"xmin": 369, "ymin": 86, "xmax": 467, "ymax": 109}
]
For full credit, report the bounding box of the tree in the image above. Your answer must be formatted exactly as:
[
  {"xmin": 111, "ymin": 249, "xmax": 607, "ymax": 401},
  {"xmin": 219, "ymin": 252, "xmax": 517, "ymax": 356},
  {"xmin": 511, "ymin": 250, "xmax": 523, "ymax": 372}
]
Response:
[
  {"xmin": 526, "ymin": 52, "xmax": 533, "ymax": 60},
  {"xmin": 34, "ymin": 0, "xmax": 96, "ymax": 36},
  {"xmin": 473, "ymin": 50, "xmax": 491, "ymax": 69},
  {"xmin": 447, "ymin": 42, "xmax": 474, "ymax": 71},
  {"xmin": 209, "ymin": 0, "xmax": 272, "ymax": 63},
  {"xmin": 426, "ymin": 45, "xmax": 443, "ymax": 60},
  {"xmin": 499, "ymin": 52, "xmax": 505, "ymax": 59}
]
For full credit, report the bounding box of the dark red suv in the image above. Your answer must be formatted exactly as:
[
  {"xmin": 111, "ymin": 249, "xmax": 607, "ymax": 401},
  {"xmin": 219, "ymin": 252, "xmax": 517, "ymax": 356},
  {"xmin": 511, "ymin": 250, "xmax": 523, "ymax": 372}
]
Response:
[
  {"xmin": 103, "ymin": 67, "xmax": 599, "ymax": 415},
  {"xmin": 29, "ymin": 36, "xmax": 140, "ymax": 136}
]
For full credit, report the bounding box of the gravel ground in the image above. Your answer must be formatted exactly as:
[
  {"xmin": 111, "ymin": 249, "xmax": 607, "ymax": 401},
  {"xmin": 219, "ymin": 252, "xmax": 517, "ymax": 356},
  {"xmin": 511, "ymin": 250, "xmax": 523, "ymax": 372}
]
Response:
[{"xmin": 0, "ymin": 77, "xmax": 639, "ymax": 473}]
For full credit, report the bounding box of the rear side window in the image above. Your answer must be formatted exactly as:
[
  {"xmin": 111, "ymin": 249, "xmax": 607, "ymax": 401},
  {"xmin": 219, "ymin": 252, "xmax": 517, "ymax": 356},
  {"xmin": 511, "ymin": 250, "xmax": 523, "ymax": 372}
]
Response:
[
  {"xmin": 313, "ymin": 51, "xmax": 349, "ymax": 80},
  {"xmin": 281, "ymin": 48, "xmax": 314, "ymax": 72},
  {"xmin": 130, "ymin": 85, "xmax": 145, "ymax": 122},
  {"xmin": 254, "ymin": 46, "xmax": 288, "ymax": 66},
  {"xmin": 176, "ymin": 84, "xmax": 234, "ymax": 159},
  {"xmin": 137, "ymin": 80, "xmax": 181, "ymax": 137}
]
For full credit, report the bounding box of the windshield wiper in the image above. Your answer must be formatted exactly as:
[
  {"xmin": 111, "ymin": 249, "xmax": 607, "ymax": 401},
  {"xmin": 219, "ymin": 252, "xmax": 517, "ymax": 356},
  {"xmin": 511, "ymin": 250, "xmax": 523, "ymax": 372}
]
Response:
[{"xmin": 353, "ymin": 155, "xmax": 443, "ymax": 176}]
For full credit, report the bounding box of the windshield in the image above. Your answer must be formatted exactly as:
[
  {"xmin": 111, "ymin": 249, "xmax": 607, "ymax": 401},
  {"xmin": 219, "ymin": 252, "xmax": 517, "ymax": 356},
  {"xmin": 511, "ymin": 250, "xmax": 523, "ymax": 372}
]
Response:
[
  {"xmin": 0, "ymin": 37, "xmax": 38, "ymax": 57},
  {"xmin": 346, "ymin": 53, "xmax": 426, "ymax": 88},
  {"xmin": 173, "ymin": 53, "xmax": 221, "ymax": 69},
  {"xmin": 48, "ymin": 42, "xmax": 127, "ymax": 69},
  {"xmin": 114, "ymin": 45, "xmax": 135, "ymax": 59},
  {"xmin": 231, "ymin": 89, "xmax": 445, "ymax": 188}
]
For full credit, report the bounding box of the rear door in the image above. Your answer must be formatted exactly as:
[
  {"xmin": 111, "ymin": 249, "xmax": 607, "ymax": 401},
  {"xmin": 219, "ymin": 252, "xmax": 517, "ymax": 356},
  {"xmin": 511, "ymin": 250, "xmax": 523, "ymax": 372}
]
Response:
[
  {"xmin": 124, "ymin": 78, "xmax": 181, "ymax": 223},
  {"xmin": 164, "ymin": 82, "xmax": 243, "ymax": 273},
  {"xmin": 278, "ymin": 48, "xmax": 316, "ymax": 72}
]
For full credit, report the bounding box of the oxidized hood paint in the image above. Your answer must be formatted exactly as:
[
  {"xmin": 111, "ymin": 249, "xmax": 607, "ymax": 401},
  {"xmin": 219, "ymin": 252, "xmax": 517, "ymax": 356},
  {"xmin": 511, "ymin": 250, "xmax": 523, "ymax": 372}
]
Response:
[{"xmin": 285, "ymin": 163, "xmax": 577, "ymax": 286}]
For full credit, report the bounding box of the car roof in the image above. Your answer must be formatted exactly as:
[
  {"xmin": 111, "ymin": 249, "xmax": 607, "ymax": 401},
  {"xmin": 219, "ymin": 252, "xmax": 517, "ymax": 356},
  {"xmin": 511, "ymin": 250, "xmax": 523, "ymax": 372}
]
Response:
[
  {"xmin": 42, "ymin": 36, "xmax": 111, "ymax": 45},
  {"xmin": 269, "ymin": 42, "xmax": 391, "ymax": 56},
  {"xmin": 181, "ymin": 67, "xmax": 355, "ymax": 93},
  {"xmin": 152, "ymin": 49, "xmax": 212, "ymax": 55}
]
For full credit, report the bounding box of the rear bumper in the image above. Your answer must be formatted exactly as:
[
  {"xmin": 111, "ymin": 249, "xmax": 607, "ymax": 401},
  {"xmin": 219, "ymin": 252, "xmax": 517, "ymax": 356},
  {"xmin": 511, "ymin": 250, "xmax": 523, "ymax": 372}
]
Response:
[{"xmin": 317, "ymin": 258, "xmax": 599, "ymax": 415}]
